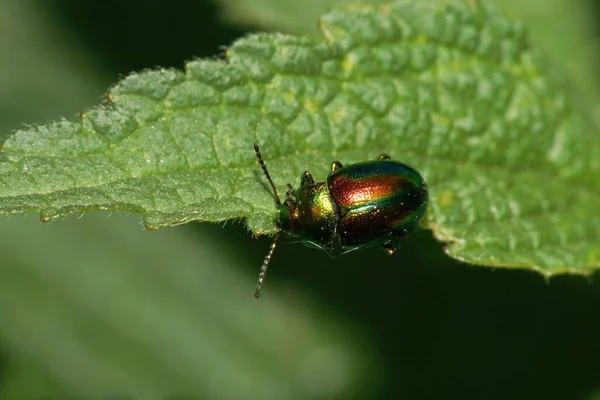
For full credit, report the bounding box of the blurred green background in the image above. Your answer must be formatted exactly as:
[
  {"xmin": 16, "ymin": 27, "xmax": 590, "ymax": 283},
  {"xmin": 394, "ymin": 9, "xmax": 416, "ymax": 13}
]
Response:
[{"xmin": 1, "ymin": 0, "xmax": 599, "ymax": 399}]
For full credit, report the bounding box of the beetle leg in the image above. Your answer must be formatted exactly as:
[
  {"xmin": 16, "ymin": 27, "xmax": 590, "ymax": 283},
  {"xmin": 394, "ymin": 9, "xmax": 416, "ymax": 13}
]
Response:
[
  {"xmin": 330, "ymin": 161, "xmax": 343, "ymax": 173},
  {"xmin": 300, "ymin": 171, "xmax": 315, "ymax": 186},
  {"xmin": 378, "ymin": 153, "xmax": 391, "ymax": 160},
  {"xmin": 381, "ymin": 238, "xmax": 400, "ymax": 255},
  {"xmin": 285, "ymin": 183, "xmax": 296, "ymax": 202}
]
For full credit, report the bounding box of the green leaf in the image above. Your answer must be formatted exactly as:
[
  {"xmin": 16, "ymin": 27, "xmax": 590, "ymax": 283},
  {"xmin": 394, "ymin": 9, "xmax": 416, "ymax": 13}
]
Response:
[
  {"xmin": 216, "ymin": 0, "xmax": 600, "ymax": 105},
  {"xmin": 1, "ymin": 0, "xmax": 599, "ymax": 276},
  {"xmin": 493, "ymin": 0, "xmax": 600, "ymax": 106}
]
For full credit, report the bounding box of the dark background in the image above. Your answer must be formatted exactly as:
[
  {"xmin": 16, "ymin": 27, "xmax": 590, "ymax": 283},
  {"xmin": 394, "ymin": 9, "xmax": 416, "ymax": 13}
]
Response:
[{"xmin": 0, "ymin": 0, "xmax": 599, "ymax": 399}]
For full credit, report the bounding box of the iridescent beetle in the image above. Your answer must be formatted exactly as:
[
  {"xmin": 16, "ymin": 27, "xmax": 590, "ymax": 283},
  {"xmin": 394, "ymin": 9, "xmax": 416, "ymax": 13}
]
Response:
[{"xmin": 253, "ymin": 143, "xmax": 428, "ymax": 298}]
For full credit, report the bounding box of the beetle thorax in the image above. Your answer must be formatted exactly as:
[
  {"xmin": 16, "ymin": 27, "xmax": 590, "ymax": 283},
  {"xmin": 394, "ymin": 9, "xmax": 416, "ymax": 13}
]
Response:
[{"xmin": 277, "ymin": 182, "xmax": 338, "ymax": 248}]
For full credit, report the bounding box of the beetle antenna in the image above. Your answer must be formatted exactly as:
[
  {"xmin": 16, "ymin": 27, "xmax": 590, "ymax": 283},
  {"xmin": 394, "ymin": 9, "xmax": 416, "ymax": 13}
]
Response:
[
  {"xmin": 255, "ymin": 230, "xmax": 280, "ymax": 298},
  {"xmin": 254, "ymin": 143, "xmax": 281, "ymax": 206}
]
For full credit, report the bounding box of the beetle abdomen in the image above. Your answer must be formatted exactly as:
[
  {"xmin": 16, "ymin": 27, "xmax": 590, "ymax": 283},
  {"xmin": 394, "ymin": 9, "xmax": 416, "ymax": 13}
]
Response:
[{"xmin": 327, "ymin": 160, "xmax": 428, "ymax": 248}]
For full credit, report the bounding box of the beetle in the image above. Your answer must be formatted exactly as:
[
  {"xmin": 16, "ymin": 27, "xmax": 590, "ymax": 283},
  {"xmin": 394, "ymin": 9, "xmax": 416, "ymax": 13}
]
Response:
[{"xmin": 253, "ymin": 143, "xmax": 428, "ymax": 298}]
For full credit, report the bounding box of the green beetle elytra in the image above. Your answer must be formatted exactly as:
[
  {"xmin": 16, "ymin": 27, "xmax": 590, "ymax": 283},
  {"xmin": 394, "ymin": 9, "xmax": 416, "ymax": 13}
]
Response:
[{"xmin": 253, "ymin": 143, "xmax": 428, "ymax": 298}]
